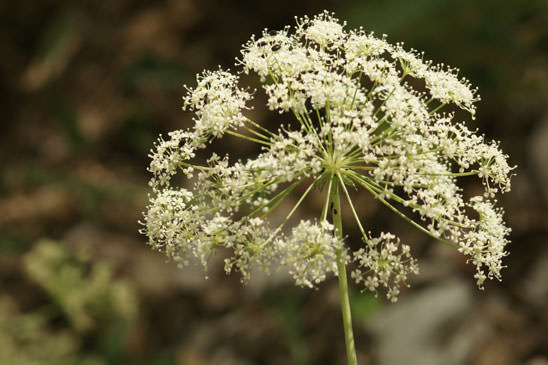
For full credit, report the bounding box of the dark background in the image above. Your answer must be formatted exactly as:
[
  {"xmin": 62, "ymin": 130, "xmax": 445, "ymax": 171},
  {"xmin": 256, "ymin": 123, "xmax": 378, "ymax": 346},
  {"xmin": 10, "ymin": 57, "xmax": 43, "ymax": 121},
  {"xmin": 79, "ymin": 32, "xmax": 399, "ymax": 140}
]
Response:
[{"xmin": 1, "ymin": 1, "xmax": 547, "ymax": 364}]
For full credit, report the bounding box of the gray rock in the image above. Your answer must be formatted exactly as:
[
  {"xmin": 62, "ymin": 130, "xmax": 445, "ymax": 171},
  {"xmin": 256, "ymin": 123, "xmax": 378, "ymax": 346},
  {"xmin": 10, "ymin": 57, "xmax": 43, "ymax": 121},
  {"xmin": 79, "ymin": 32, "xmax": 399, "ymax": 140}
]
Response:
[
  {"xmin": 522, "ymin": 247, "xmax": 548, "ymax": 306},
  {"xmin": 365, "ymin": 278, "xmax": 490, "ymax": 365}
]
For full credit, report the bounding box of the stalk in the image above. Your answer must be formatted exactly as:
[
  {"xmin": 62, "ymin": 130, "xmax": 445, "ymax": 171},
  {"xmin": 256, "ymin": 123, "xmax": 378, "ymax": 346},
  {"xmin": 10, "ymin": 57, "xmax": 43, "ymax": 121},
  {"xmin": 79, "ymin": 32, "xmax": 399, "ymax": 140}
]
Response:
[{"xmin": 330, "ymin": 175, "xmax": 357, "ymax": 365}]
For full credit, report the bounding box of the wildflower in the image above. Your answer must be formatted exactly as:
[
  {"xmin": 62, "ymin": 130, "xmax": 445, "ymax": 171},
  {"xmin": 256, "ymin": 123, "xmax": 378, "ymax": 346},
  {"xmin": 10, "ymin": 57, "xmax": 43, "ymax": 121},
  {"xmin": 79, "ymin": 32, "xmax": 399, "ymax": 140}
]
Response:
[
  {"xmin": 141, "ymin": 11, "xmax": 514, "ymax": 302},
  {"xmin": 351, "ymin": 232, "xmax": 419, "ymax": 303},
  {"xmin": 278, "ymin": 220, "xmax": 345, "ymax": 288}
]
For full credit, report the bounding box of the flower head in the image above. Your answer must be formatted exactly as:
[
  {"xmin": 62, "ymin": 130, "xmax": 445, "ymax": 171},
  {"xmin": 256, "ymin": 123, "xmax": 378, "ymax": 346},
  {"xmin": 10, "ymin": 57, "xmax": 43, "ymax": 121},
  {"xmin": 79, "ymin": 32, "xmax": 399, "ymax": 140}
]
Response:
[
  {"xmin": 141, "ymin": 12, "xmax": 514, "ymax": 301},
  {"xmin": 278, "ymin": 220, "xmax": 345, "ymax": 288}
]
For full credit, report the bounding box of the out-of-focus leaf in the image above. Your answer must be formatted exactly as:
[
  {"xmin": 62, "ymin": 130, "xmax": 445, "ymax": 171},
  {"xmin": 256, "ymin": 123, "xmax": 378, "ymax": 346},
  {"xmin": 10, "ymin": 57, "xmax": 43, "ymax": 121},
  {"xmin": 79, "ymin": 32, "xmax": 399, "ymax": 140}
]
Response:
[
  {"xmin": 0, "ymin": 234, "xmax": 32, "ymax": 255},
  {"xmin": 0, "ymin": 297, "xmax": 104, "ymax": 365},
  {"xmin": 265, "ymin": 293, "xmax": 309, "ymax": 365},
  {"xmin": 23, "ymin": 239, "xmax": 138, "ymax": 332},
  {"xmin": 123, "ymin": 56, "xmax": 185, "ymax": 91},
  {"xmin": 47, "ymin": 84, "xmax": 87, "ymax": 148},
  {"xmin": 350, "ymin": 291, "xmax": 381, "ymax": 322},
  {"xmin": 21, "ymin": 13, "xmax": 83, "ymax": 91}
]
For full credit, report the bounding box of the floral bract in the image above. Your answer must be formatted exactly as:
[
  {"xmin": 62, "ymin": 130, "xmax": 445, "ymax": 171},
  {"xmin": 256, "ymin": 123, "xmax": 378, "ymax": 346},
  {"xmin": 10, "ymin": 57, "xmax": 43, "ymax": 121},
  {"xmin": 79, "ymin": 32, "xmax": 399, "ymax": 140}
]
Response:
[{"xmin": 141, "ymin": 11, "xmax": 514, "ymax": 301}]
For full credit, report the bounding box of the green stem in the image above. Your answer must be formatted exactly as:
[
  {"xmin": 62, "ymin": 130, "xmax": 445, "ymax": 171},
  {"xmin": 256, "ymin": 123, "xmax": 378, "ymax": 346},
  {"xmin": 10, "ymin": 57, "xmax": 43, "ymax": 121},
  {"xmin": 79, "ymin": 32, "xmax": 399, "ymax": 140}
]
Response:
[
  {"xmin": 349, "ymin": 71, "xmax": 363, "ymax": 109},
  {"xmin": 321, "ymin": 174, "xmax": 333, "ymax": 221},
  {"xmin": 330, "ymin": 176, "xmax": 357, "ymax": 365},
  {"xmin": 348, "ymin": 172, "xmax": 458, "ymax": 249},
  {"xmin": 258, "ymin": 179, "xmax": 302, "ymax": 219},
  {"xmin": 259, "ymin": 175, "xmax": 321, "ymax": 249},
  {"xmin": 241, "ymin": 124, "xmax": 270, "ymax": 141},
  {"xmin": 338, "ymin": 172, "xmax": 368, "ymax": 240},
  {"xmin": 226, "ymin": 130, "xmax": 271, "ymax": 145},
  {"xmin": 244, "ymin": 118, "xmax": 275, "ymax": 137},
  {"xmin": 429, "ymin": 102, "xmax": 446, "ymax": 115}
]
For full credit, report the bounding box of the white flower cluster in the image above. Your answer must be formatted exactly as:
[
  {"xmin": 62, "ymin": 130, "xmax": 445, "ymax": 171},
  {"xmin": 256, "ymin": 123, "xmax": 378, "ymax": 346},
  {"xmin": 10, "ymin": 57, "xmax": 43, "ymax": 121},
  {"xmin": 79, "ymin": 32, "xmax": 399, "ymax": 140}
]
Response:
[
  {"xmin": 460, "ymin": 196, "xmax": 511, "ymax": 288},
  {"xmin": 351, "ymin": 232, "xmax": 419, "ymax": 303},
  {"xmin": 141, "ymin": 11, "xmax": 514, "ymax": 301},
  {"xmin": 182, "ymin": 70, "xmax": 252, "ymax": 139},
  {"xmin": 278, "ymin": 220, "xmax": 344, "ymax": 288}
]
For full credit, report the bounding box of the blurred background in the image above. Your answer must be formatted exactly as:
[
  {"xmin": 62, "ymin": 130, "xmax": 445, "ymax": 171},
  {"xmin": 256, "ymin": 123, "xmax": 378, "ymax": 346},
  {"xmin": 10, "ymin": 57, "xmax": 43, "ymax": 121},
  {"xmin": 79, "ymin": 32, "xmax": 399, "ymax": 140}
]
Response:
[{"xmin": 1, "ymin": 0, "xmax": 547, "ymax": 364}]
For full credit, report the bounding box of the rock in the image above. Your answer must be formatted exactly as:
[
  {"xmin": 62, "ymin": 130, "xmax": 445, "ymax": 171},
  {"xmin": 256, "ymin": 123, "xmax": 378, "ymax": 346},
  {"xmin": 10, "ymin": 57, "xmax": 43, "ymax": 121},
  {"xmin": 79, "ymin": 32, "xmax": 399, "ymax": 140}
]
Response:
[
  {"xmin": 522, "ymin": 247, "xmax": 548, "ymax": 306},
  {"xmin": 365, "ymin": 278, "xmax": 490, "ymax": 365}
]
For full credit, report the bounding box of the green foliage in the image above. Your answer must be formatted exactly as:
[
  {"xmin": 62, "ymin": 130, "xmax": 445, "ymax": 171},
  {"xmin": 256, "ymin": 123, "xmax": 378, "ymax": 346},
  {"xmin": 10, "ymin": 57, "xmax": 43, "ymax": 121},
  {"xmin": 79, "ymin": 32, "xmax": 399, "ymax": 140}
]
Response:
[
  {"xmin": 0, "ymin": 240, "xmax": 138, "ymax": 365},
  {"xmin": 123, "ymin": 55, "xmax": 187, "ymax": 91},
  {"xmin": 0, "ymin": 298, "xmax": 103, "ymax": 365},
  {"xmin": 23, "ymin": 240, "xmax": 137, "ymax": 332},
  {"xmin": 350, "ymin": 291, "xmax": 382, "ymax": 322},
  {"xmin": 277, "ymin": 295, "xmax": 309, "ymax": 365}
]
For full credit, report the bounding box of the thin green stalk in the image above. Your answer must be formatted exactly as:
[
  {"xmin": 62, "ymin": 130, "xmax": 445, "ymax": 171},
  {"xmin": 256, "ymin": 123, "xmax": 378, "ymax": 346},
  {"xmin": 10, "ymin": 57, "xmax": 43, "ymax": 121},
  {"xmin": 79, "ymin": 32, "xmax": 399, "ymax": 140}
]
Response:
[
  {"xmin": 179, "ymin": 161, "xmax": 211, "ymax": 171},
  {"xmin": 258, "ymin": 179, "xmax": 303, "ymax": 219},
  {"xmin": 259, "ymin": 175, "xmax": 321, "ymax": 249},
  {"xmin": 226, "ymin": 130, "xmax": 272, "ymax": 145},
  {"xmin": 348, "ymin": 172, "xmax": 458, "ymax": 249},
  {"xmin": 244, "ymin": 179, "xmax": 303, "ymax": 219},
  {"xmin": 349, "ymin": 71, "xmax": 363, "ymax": 108},
  {"xmin": 347, "ymin": 165, "xmax": 376, "ymax": 171},
  {"xmin": 321, "ymin": 174, "xmax": 333, "ymax": 221},
  {"xmin": 367, "ymin": 81, "xmax": 377, "ymax": 99},
  {"xmin": 241, "ymin": 124, "xmax": 270, "ymax": 141},
  {"xmin": 291, "ymin": 108, "xmax": 312, "ymax": 134},
  {"xmin": 315, "ymin": 108, "xmax": 324, "ymax": 129},
  {"xmin": 373, "ymin": 87, "xmax": 396, "ymax": 119},
  {"xmin": 338, "ymin": 172, "xmax": 368, "ymax": 240},
  {"xmin": 344, "ymin": 146, "xmax": 365, "ymax": 161},
  {"xmin": 301, "ymin": 111, "xmax": 328, "ymax": 156},
  {"xmin": 330, "ymin": 176, "xmax": 357, "ymax": 365},
  {"xmin": 244, "ymin": 118, "xmax": 275, "ymax": 137},
  {"xmin": 201, "ymin": 172, "xmax": 305, "ymax": 216},
  {"xmin": 357, "ymin": 174, "xmax": 474, "ymax": 229},
  {"xmin": 429, "ymin": 102, "xmax": 446, "ymax": 115},
  {"xmin": 422, "ymin": 170, "xmax": 479, "ymax": 177}
]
